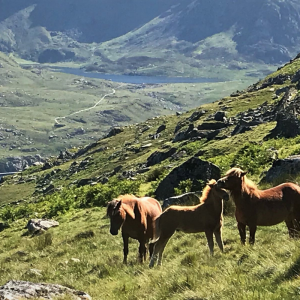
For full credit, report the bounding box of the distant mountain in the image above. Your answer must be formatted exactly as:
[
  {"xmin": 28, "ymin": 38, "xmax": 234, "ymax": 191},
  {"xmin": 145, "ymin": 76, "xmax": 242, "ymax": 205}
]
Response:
[{"xmin": 1, "ymin": 0, "xmax": 300, "ymax": 77}]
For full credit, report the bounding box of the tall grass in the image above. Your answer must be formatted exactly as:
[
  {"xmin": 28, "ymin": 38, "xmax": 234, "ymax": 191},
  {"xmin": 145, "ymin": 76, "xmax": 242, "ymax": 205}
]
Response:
[{"xmin": 1, "ymin": 209, "xmax": 300, "ymax": 300}]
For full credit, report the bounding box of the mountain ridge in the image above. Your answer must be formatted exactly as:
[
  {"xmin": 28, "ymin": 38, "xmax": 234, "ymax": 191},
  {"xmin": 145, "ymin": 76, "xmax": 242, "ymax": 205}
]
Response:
[{"xmin": 1, "ymin": 0, "xmax": 300, "ymax": 77}]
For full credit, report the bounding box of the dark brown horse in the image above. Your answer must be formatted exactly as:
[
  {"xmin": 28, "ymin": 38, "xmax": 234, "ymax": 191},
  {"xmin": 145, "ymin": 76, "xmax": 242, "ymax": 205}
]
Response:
[
  {"xmin": 149, "ymin": 180, "xmax": 229, "ymax": 268},
  {"xmin": 217, "ymin": 167, "xmax": 300, "ymax": 245},
  {"xmin": 107, "ymin": 194, "xmax": 162, "ymax": 264}
]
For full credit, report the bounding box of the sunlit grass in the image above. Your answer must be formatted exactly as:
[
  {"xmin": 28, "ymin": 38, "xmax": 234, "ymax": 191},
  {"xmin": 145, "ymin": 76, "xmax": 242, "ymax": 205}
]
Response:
[{"xmin": 1, "ymin": 208, "xmax": 300, "ymax": 300}]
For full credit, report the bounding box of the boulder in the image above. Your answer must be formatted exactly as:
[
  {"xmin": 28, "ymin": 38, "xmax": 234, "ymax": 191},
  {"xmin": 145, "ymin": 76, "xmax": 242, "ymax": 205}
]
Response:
[
  {"xmin": 264, "ymin": 112, "xmax": 300, "ymax": 139},
  {"xmin": 162, "ymin": 192, "xmax": 200, "ymax": 209},
  {"xmin": 262, "ymin": 156, "xmax": 300, "ymax": 183},
  {"xmin": 26, "ymin": 219, "xmax": 59, "ymax": 234},
  {"xmin": 214, "ymin": 111, "xmax": 226, "ymax": 122},
  {"xmin": 0, "ymin": 280, "xmax": 91, "ymax": 300},
  {"xmin": 197, "ymin": 122, "xmax": 227, "ymax": 130},
  {"xmin": 154, "ymin": 157, "xmax": 220, "ymax": 200},
  {"xmin": 188, "ymin": 110, "xmax": 206, "ymax": 122},
  {"xmin": 105, "ymin": 127, "xmax": 123, "ymax": 138},
  {"xmin": 156, "ymin": 124, "xmax": 166, "ymax": 134},
  {"xmin": 147, "ymin": 148, "xmax": 177, "ymax": 167}
]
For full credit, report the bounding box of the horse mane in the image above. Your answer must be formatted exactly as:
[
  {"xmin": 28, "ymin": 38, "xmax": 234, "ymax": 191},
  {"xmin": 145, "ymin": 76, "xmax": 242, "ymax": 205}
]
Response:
[
  {"xmin": 200, "ymin": 179, "xmax": 216, "ymax": 203},
  {"xmin": 226, "ymin": 168, "xmax": 259, "ymax": 198}
]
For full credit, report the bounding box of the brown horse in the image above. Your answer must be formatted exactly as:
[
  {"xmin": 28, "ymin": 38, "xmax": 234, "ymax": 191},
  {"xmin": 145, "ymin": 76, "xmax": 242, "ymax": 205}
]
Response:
[
  {"xmin": 217, "ymin": 167, "xmax": 300, "ymax": 245},
  {"xmin": 107, "ymin": 194, "xmax": 162, "ymax": 264},
  {"xmin": 149, "ymin": 180, "xmax": 229, "ymax": 268}
]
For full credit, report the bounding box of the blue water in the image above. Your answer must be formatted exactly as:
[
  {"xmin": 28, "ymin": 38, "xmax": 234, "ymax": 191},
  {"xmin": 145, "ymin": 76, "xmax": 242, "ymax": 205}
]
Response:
[{"xmin": 50, "ymin": 67, "xmax": 222, "ymax": 84}]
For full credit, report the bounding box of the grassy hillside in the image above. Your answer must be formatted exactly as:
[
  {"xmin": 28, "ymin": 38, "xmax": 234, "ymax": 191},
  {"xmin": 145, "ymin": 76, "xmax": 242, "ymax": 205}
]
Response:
[{"xmin": 2, "ymin": 54, "xmax": 300, "ymax": 298}]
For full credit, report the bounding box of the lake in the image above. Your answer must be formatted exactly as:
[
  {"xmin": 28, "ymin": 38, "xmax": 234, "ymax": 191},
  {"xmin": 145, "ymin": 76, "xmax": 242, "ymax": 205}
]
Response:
[{"xmin": 50, "ymin": 66, "xmax": 222, "ymax": 84}]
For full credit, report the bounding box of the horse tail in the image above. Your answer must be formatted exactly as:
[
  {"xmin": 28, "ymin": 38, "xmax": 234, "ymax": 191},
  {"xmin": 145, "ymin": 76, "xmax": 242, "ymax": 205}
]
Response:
[{"xmin": 150, "ymin": 215, "xmax": 161, "ymax": 243}]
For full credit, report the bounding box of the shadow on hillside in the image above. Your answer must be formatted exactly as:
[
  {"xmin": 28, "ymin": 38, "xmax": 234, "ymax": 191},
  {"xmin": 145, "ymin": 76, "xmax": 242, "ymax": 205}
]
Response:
[{"xmin": 276, "ymin": 256, "xmax": 300, "ymax": 283}]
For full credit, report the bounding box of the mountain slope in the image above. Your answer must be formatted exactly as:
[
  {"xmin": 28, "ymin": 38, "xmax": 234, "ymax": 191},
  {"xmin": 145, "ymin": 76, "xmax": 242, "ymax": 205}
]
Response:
[{"xmin": 1, "ymin": 0, "xmax": 300, "ymax": 77}]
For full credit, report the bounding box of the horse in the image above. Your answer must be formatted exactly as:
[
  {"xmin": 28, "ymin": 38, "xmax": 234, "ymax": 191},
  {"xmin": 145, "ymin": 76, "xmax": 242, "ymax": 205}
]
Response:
[
  {"xmin": 216, "ymin": 167, "xmax": 300, "ymax": 245},
  {"xmin": 107, "ymin": 194, "xmax": 162, "ymax": 264},
  {"xmin": 149, "ymin": 180, "xmax": 229, "ymax": 268},
  {"xmin": 162, "ymin": 192, "xmax": 200, "ymax": 210}
]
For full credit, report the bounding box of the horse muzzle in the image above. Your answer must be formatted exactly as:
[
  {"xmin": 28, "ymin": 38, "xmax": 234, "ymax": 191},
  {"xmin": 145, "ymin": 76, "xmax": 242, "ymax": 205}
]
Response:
[{"xmin": 110, "ymin": 229, "xmax": 119, "ymax": 236}]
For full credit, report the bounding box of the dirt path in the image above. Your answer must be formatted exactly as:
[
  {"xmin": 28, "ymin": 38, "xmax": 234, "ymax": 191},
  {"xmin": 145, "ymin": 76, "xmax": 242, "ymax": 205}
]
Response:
[{"xmin": 54, "ymin": 83, "xmax": 124, "ymax": 124}]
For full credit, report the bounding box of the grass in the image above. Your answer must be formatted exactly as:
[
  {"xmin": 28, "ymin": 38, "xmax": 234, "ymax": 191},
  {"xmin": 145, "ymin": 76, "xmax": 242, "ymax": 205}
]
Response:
[{"xmin": 1, "ymin": 209, "xmax": 300, "ymax": 300}]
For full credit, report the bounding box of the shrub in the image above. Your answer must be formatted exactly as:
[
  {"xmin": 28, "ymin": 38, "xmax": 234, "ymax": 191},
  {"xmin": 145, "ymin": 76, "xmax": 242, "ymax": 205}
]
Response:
[
  {"xmin": 145, "ymin": 166, "xmax": 168, "ymax": 182},
  {"xmin": 231, "ymin": 142, "xmax": 273, "ymax": 175}
]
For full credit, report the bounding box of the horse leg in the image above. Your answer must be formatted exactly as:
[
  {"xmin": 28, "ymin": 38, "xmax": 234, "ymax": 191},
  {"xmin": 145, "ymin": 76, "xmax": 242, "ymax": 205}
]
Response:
[
  {"xmin": 149, "ymin": 242, "xmax": 155, "ymax": 259},
  {"xmin": 205, "ymin": 230, "xmax": 214, "ymax": 255},
  {"xmin": 249, "ymin": 225, "xmax": 257, "ymax": 245},
  {"xmin": 157, "ymin": 238, "xmax": 170, "ymax": 266},
  {"xmin": 149, "ymin": 241, "xmax": 159, "ymax": 268},
  {"xmin": 122, "ymin": 232, "xmax": 129, "ymax": 264},
  {"xmin": 286, "ymin": 219, "xmax": 296, "ymax": 238},
  {"xmin": 237, "ymin": 222, "xmax": 246, "ymax": 245},
  {"xmin": 214, "ymin": 227, "xmax": 224, "ymax": 252},
  {"xmin": 149, "ymin": 235, "xmax": 172, "ymax": 267},
  {"xmin": 138, "ymin": 238, "xmax": 147, "ymax": 263}
]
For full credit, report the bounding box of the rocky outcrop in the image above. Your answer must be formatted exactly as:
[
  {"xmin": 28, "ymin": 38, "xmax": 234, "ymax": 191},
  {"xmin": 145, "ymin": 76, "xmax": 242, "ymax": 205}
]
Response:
[
  {"xmin": 154, "ymin": 157, "xmax": 220, "ymax": 200},
  {"xmin": 0, "ymin": 155, "xmax": 44, "ymax": 173},
  {"xmin": 261, "ymin": 156, "xmax": 300, "ymax": 183},
  {"xmin": 0, "ymin": 280, "xmax": 91, "ymax": 300},
  {"xmin": 264, "ymin": 112, "xmax": 300, "ymax": 139},
  {"xmin": 105, "ymin": 127, "xmax": 123, "ymax": 138},
  {"xmin": 26, "ymin": 219, "xmax": 59, "ymax": 234},
  {"xmin": 147, "ymin": 148, "xmax": 177, "ymax": 167}
]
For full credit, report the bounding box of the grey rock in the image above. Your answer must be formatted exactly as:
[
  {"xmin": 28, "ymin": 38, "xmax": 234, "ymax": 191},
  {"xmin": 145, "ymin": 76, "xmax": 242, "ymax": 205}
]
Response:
[
  {"xmin": 155, "ymin": 157, "xmax": 220, "ymax": 200},
  {"xmin": 197, "ymin": 122, "xmax": 228, "ymax": 130},
  {"xmin": 188, "ymin": 110, "xmax": 206, "ymax": 122},
  {"xmin": 0, "ymin": 280, "xmax": 91, "ymax": 300},
  {"xmin": 105, "ymin": 126, "xmax": 123, "ymax": 138},
  {"xmin": 214, "ymin": 111, "xmax": 226, "ymax": 122},
  {"xmin": 26, "ymin": 219, "xmax": 59, "ymax": 234},
  {"xmin": 262, "ymin": 155, "xmax": 300, "ymax": 183},
  {"xmin": 147, "ymin": 148, "xmax": 177, "ymax": 167},
  {"xmin": 156, "ymin": 124, "xmax": 166, "ymax": 134}
]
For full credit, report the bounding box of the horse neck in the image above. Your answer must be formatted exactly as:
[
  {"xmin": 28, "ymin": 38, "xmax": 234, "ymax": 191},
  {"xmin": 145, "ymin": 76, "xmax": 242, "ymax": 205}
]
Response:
[
  {"xmin": 202, "ymin": 194, "xmax": 223, "ymax": 214},
  {"xmin": 230, "ymin": 181, "xmax": 256, "ymax": 206}
]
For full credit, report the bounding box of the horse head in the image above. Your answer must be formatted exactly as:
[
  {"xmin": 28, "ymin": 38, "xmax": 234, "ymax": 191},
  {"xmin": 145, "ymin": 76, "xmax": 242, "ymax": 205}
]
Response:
[
  {"xmin": 207, "ymin": 180, "xmax": 229, "ymax": 202},
  {"xmin": 107, "ymin": 199, "xmax": 126, "ymax": 235},
  {"xmin": 217, "ymin": 168, "xmax": 247, "ymax": 190}
]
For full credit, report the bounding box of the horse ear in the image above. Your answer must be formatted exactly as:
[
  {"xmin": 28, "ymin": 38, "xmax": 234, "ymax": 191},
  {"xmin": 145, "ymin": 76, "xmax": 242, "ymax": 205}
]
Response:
[
  {"xmin": 241, "ymin": 171, "xmax": 247, "ymax": 177},
  {"xmin": 115, "ymin": 200, "xmax": 122, "ymax": 210}
]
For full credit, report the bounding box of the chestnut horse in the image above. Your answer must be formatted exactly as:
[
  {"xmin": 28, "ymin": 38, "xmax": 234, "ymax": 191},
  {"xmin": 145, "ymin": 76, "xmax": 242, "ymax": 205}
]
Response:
[
  {"xmin": 149, "ymin": 180, "xmax": 229, "ymax": 268},
  {"xmin": 107, "ymin": 194, "xmax": 162, "ymax": 264},
  {"xmin": 217, "ymin": 167, "xmax": 300, "ymax": 245}
]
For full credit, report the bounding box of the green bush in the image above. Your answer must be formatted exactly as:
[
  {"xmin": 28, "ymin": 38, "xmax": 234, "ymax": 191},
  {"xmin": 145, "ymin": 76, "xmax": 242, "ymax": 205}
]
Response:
[
  {"xmin": 46, "ymin": 177, "xmax": 141, "ymax": 217},
  {"xmin": 174, "ymin": 179, "xmax": 205, "ymax": 195},
  {"xmin": 231, "ymin": 142, "xmax": 273, "ymax": 175},
  {"xmin": 145, "ymin": 166, "xmax": 168, "ymax": 182}
]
